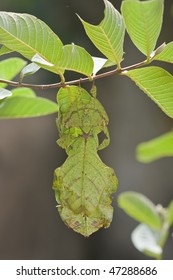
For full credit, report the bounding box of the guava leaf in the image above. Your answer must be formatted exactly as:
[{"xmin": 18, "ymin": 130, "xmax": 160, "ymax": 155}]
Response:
[
  {"xmin": 102, "ymin": 59, "xmax": 116, "ymax": 68},
  {"xmin": 0, "ymin": 45, "xmax": 13, "ymax": 56},
  {"xmin": 11, "ymin": 88, "xmax": 36, "ymax": 97},
  {"xmin": 167, "ymin": 200, "xmax": 173, "ymax": 227},
  {"xmin": 78, "ymin": 0, "xmax": 125, "ymax": 67},
  {"xmin": 0, "ymin": 57, "xmax": 26, "ymax": 88},
  {"xmin": 118, "ymin": 191, "xmax": 162, "ymax": 230},
  {"xmin": 122, "ymin": 66, "xmax": 173, "ymax": 118},
  {"xmin": 131, "ymin": 224, "xmax": 162, "ymax": 259},
  {"xmin": 121, "ymin": 0, "xmax": 164, "ymax": 58},
  {"xmin": 53, "ymin": 137, "xmax": 118, "ymax": 237},
  {"xmin": 154, "ymin": 42, "xmax": 173, "ymax": 63},
  {"xmin": 0, "ymin": 12, "xmax": 63, "ymax": 75},
  {"xmin": 136, "ymin": 131, "xmax": 173, "ymax": 163},
  {"xmin": 56, "ymin": 44, "xmax": 94, "ymax": 77},
  {"xmin": 0, "ymin": 93, "xmax": 58, "ymax": 118}
]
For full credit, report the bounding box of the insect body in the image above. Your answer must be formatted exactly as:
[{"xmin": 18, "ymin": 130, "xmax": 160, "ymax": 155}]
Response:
[
  {"xmin": 53, "ymin": 85, "xmax": 118, "ymax": 236},
  {"xmin": 56, "ymin": 86, "xmax": 110, "ymax": 152}
]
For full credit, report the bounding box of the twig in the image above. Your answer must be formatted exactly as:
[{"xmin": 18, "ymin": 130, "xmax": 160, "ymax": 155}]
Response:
[{"xmin": 0, "ymin": 59, "xmax": 147, "ymax": 90}]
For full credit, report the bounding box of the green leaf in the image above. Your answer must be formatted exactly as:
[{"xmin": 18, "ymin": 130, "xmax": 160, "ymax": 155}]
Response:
[
  {"xmin": 136, "ymin": 131, "xmax": 173, "ymax": 163},
  {"xmin": 154, "ymin": 42, "xmax": 173, "ymax": 63},
  {"xmin": 118, "ymin": 191, "xmax": 162, "ymax": 230},
  {"xmin": 121, "ymin": 0, "xmax": 164, "ymax": 58},
  {"xmin": 0, "ymin": 88, "xmax": 12, "ymax": 99},
  {"xmin": 0, "ymin": 57, "xmax": 26, "ymax": 88},
  {"xmin": 123, "ymin": 66, "xmax": 173, "ymax": 118},
  {"xmin": 11, "ymin": 87, "xmax": 36, "ymax": 97},
  {"xmin": 167, "ymin": 200, "xmax": 173, "ymax": 227},
  {"xmin": 151, "ymin": 42, "xmax": 166, "ymax": 57},
  {"xmin": 79, "ymin": 0, "xmax": 125, "ymax": 68},
  {"xmin": 102, "ymin": 59, "xmax": 116, "ymax": 68},
  {"xmin": 0, "ymin": 12, "xmax": 63, "ymax": 76},
  {"xmin": 131, "ymin": 224, "xmax": 162, "ymax": 259},
  {"xmin": 0, "ymin": 95, "xmax": 58, "ymax": 118},
  {"xmin": 0, "ymin": 45, "xmax": 13, "ymax": 56},
  {"xmin": 56, "ymin": 44, "xmax": 94, "ymax": 77}
]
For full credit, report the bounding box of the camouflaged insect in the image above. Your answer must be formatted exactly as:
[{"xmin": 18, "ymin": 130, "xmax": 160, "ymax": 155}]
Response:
[
  {"xmin": 56, "ymin": 85, "xmax": 110, "ymax": 152},
  {"xmin": 53, "ymin": 85, "xmax": 118, "ymax": 236}
]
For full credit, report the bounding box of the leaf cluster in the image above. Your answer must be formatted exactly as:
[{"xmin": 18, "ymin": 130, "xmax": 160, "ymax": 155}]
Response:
[
  {"xmin": 0, "ymin": 0, "xmax": 173, "ymax": 119},
  {"xmin": 118, "ymin": 191, "xmax": 173, "ymax": 259}
]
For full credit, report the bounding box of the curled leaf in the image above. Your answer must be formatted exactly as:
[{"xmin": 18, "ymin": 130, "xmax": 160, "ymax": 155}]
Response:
[
  {"xmin": 0, "ymin": 88, "xmax": 12, "ymax": 100},
  {"xmin": 131, "ymin": 224, "xmax": 162, "ymax": 258}
]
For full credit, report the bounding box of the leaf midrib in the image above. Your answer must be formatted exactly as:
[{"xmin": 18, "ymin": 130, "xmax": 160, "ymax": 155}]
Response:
[
  {"xmin": 99, "ymin": 26, "xmax": 119, "ymax": 65},
  {"xmin": 0, "ymin": 23, "xmax": 62, "ymax": 75},
  {"xmin": 140, "ymin": 4, "xmax": 151, "ymax": 58}
]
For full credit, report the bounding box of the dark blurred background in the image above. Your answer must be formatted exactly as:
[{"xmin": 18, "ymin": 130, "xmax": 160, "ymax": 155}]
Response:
[{"xmin": 0, "ymin": 0, "xmax": 173, "ymax": 260}]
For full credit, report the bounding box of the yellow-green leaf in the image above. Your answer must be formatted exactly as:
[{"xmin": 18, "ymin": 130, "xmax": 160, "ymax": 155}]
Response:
[
  {"xmin": 167, "ymin": 201, "xmax": 173, "ymax": 227},
  {"xmin": 122, "ymin": 66, "xmax": 173, "ymax": 118},
  {"xmin": 0, "ymin": 45, "xmax": 12, "ymax": 56},
  {"xmin": 57, "ymin": 44, "xmax": 94, "ymax": 77},
  {"xmin": 79, "ymin": 0, "xmax": 125, "ymax": 68},
  {"xmin": 154, "ymin": 42, "xmax": 173, "ymax": 63},
  {"xmin": 11, "ymin": 88, "xmax": 36, "ymax": 98},
  {"xmin": 121, "ymin": 0, "xmax": 164, "ymax": 58},
  {"xmin": 136, "ymin": 131, "xmax": 173, "ymax": 163},
  {"xmin": 0, "ymin": 12, "xmax": 63, "ymax": 75},
  {"xmin": 0, "ymin": 95, "xmax": 58, "ymax": 118},
  {"xmin": 118, "ymin": 191, "xmax": 162, "ymax": 230},
  {"xmin": 0, "ymin": 57, "xmax": 26, "ymax": 88}
]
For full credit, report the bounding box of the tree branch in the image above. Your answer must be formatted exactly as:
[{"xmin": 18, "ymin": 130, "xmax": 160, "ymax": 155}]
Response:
[{"xmin": 0, "ymin": 59, "xmax": 147, "ymax": 90}]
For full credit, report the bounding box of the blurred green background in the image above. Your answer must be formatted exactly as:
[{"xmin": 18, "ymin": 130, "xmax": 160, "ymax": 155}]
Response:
[{"xmin": 0, "ymin": 0, "xmax": 173, "ymax": 259}]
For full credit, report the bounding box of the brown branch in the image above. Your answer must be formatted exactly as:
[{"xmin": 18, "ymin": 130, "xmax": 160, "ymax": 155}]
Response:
[{"xmin": 0, "ymin": 59, "xmax": 147, "ymax": 90}]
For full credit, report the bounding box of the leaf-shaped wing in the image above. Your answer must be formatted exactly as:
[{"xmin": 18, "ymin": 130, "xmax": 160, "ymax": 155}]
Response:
[
  {"xmin": 53, "ymin": 137, "xmax": 118, "ymax": 237},
  {"xmin": 54, "ymin": 85, "xmax": 118, "ymax": 236}
]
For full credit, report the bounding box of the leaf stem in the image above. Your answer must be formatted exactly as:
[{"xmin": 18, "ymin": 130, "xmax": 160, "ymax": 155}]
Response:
[{"xmin": 0, "ymin": 59, "xmax": 148, "ymax": 90}]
